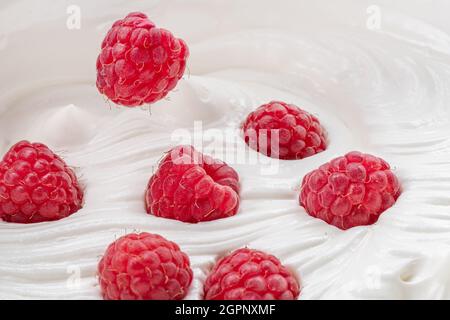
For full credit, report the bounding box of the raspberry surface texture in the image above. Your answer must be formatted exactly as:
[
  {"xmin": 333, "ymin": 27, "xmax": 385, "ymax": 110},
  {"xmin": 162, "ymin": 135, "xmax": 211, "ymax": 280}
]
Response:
[
  {"xmin": 300, "ymin": 151, "xmax": 401, "ymax": 230},
  {"xmin": 0, "ymin": 141, "xmax": 83, "ymax": 223},
  {"xmin": 145, "ymin": 145, "xmax": 240, "ymax": 223},
  {"xmin": 242, "ymin": 101, "xmax": 327, "ymax": 159},
  {"xmin": 203, "ymin": 248, "xmax": 300, "ymax": 300},
  {"xmin": 98, "ymin": 232, "xmax": 193, "ymax": 300},
  {"xmin": 96, "ymin": 12, "xmax": 189, "ymax": 107}
]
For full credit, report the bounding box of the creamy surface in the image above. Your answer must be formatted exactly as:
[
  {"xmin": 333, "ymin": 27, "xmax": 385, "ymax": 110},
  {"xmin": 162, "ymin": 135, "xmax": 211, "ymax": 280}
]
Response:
[{"xmin": 1, "ymin": 0, "xmax": 450, "ymax": 299}]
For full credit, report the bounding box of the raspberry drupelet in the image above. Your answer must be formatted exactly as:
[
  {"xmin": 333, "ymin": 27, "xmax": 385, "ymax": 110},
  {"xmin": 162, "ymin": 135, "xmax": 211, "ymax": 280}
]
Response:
[
  {"xmin": 242, "ymin": 101, "xmax": 327, "ymax": 160},
  {"xmin": 0, "ymin": 141, "xmax": 83, "ymax": 223},
  {"xmin": 98, "ymin": 232, "xmax": 193, "ymax": 300},
  {"xmin": 203, "ymin": 248, "xmax": 300, "ymax": 300},
  {"xmin": 96, "ymin": 12, "xmax": 189, "ymax": 107},
  {"xmin": 299, "ymin": 151, "xmax": 401, "ymax": 230},
  {"xmin": 145, "ymin": 145, "xmax": 240, "ymax": 223}
]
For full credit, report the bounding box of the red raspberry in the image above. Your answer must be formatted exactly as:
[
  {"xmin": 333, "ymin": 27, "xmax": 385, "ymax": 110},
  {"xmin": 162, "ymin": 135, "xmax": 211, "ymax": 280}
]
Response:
[
  {"xmin": 299, "ymin": 151, "xmax": 401, "ymax": 230},
  {"xmin": 145, "ymin": 145, "xmax": 240, "ymax": 223},
  {"xmin": 203, "ymin": 248, "xmax": 300, "ymax": 300},
  {"xmin": 96, "ymin": 12, "xmax": 189, "ymax": 107},
  {"xmin": 242, "ymin": 101, "xmax": 327, "ymax": 159},
  {"xmin": 0, "ymin": 141, "xmax": 83, "ymax": 223},
  {"xmin": 98, "ymin": 232, "xmax": 193, "ymax": 300}
]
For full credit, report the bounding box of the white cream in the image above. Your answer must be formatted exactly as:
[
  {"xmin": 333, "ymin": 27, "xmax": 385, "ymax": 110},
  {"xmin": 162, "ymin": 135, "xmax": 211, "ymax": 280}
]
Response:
[{"xmin": 1, "ymin": 0, "xmax": 450, "ymax": 299}]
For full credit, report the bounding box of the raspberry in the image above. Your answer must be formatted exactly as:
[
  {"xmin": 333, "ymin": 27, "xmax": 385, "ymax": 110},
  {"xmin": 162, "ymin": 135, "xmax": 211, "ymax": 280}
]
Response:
[
  {"xmin": 98, "ymin": 232, "xmax": 193, "ymax": 300},
  {"xmin": 241, "ymin": 101, "xmax": 327, "ymax": 159},
  {"xmin": 203, "ymin": 248, "xmax": 300, "ymax": 300},
  {"xmin": 299, "ymin": 151, "xmax": 401, "ymax": 230},
  {"xmin": 145, "ymin": 145, "xmax": 240, "ymax": 223},
  {"xmin": 0, "ymin": 141, "xmax": 83, "ymax": 223},
  {"xmin": 96, "ymin": 12, "xmax": 189, "ymax": 107}
]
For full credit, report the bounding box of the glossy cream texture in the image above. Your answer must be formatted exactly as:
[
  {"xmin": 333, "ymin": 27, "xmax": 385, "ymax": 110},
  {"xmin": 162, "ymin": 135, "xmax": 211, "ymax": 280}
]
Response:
[{"xmin": 1, "ymin": 0, "xmax": 450, "ymax": 299}]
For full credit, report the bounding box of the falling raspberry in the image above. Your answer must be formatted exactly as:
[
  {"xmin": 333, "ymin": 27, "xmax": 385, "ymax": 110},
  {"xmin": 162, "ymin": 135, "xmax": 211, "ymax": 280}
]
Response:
[
  {"xmin": 96, "ymin": 12, "xmax": 189, "ymax": 107},
  {"xmin": 145, "ymin": 145, "xmax": 240, "ymax": 223},
  {"xmin": 242, "ymin": 101, "xmax": 327, "ymax": 159},
  {"xmin": 98, "ymin": 232, "xmax": 193, "ymax": 300},
  {"xmin": 299, "ymin": 151, "xmax": 401, "ymax": 230},
  {"xmin": 204, "ymin": 248, "xmax": 300, "ymax": 300},
  {"xmin": 0, "ymin": 141, "xmax": 83, "ymax": 223}
]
